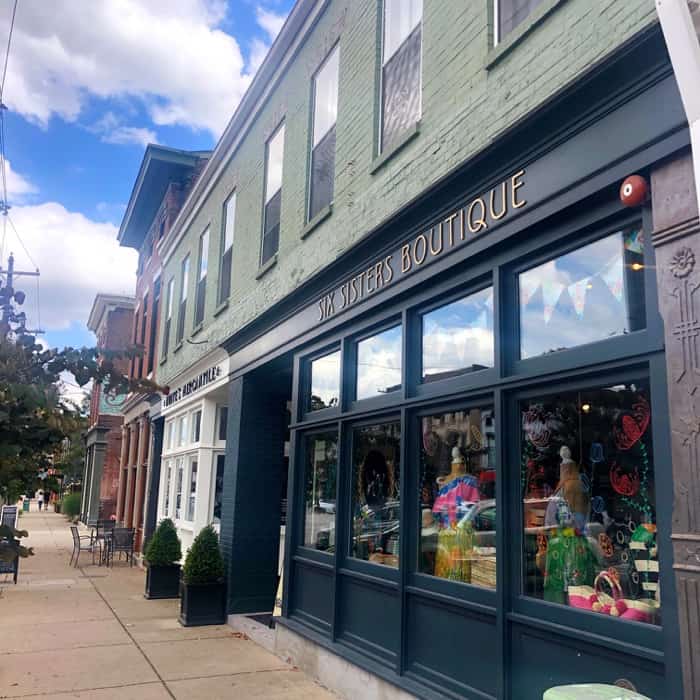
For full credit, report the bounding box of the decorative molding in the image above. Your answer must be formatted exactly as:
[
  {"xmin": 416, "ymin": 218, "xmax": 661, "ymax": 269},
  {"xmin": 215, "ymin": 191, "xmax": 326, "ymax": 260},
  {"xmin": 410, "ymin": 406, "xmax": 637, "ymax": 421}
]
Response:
[{"xmin": 651, "ymin": 216, "xmax": 700, "ymax": 248}]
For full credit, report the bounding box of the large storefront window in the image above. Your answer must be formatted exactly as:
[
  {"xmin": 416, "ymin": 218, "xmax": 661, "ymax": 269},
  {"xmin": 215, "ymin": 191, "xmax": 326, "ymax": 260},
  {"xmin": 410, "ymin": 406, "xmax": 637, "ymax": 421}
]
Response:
[
  {"xmin": 422, "ymin": 287, "xmax": 494, "ymax": 382},
  {"xmin": 212, "ymin": 454, "xmax": 225, "ymax": 525},
  {"xmin": 519, "ymin": 227, "xmax": 646, "ymax": 359},
  {"xmin": 186, "ymin": 458, "xmax": 198, "ymax": 521},
  {"xmin": 521, "ymin": 380, "xmax": 659, "ymax": 625},
  {"xmin": 310, "ymin": 351, "xmax": 340, "ymax": 411},
  {"xmin": 303, "ymin": 431, "xmax": 338, "ymax": 551},
  {"xmin": 175, "ymin": 457, "xmax": 184, "ymax": 520},
  {"xmin": 350, "ymin": 421, "xmax": 401, "ymax": 567},
  {"xmin": 419, "ymin": 408, "xmax": 496, "ymax": 588},
  {"xmin": 356, "ymin": 325, "xmax": 402, "ymax": 400}
]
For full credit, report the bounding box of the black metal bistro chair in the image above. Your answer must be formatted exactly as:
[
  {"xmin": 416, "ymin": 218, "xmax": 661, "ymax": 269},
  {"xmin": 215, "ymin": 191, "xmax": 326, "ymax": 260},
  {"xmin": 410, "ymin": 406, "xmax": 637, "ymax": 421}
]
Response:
[
  {"xmin": 107, "ymin": 528, "xmax": 135, "ymax": 567},
  {"xmin": 70, "ymin": 525, "xmax": 100, "ymax": 567}
]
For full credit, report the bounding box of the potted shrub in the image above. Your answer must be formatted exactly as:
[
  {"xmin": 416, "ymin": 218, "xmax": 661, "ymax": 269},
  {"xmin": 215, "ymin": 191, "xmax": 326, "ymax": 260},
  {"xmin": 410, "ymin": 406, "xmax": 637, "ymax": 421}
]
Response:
[
  {"xmin": 54, "ymin": 500, "xmax": 62, "ymax": 514},
  {"xmin": 144, "ymin": 518, "xmax": 182, "ymax": 599},
  {"xmin": 179, "ymin": 525, "xmax": 226, "ymax": 626}
]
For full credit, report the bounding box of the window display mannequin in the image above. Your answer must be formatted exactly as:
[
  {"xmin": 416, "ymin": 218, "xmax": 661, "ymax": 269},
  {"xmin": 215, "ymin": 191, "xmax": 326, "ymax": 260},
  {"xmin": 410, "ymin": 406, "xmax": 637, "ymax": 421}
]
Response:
[
  {"xmin": 545, "ymin": 445, "xmax": 590, "ymax": 531},
  {"xmin": 433, "ymin": 447, "xmax": 478, "ymax": 582}
]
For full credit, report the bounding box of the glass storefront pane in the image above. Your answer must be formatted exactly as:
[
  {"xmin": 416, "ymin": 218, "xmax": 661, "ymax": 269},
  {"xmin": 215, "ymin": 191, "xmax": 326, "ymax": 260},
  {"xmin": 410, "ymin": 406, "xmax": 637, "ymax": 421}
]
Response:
[
  {"xmin": 302, "ymin": 431, "xmax": 338, "ymax": 551},
  {"xmin": 521, "ymin": 380, "xmax": 659, "ymax": 625},
  {"xmin": 163, "ymin": 462, "xmax": 172, "ymax": 516},
  {"xmin": 419, "ymin": 408, "xmax": 496, "ymax": 587},
  {"xmin": 356, "ymin": 325, "xmax": 402, "ymax": 400},
  {"xmin": 519, "ymin": 227, "xmax": 646, "ymax": 359},
  {"xmin": 422, "ymin": 288, "xmax": 494, "ymax": 382},
  {"xmin": 310, "ymin": 350, "xmax": 340, "ymax": 411},
  {"xmin": 212, "ymin": 454, "xmax": 225, "ymax": 525},
  {"xmin": 350, "ymin": 421, "xmax": 401, "ymax": 567},
  {"xmin": 175, "ymin": 458, "xmax": 184, "ymax": 520},
  {"xmin": 186, "ymin": 459, "xmax": 197, "ymax": 521}
]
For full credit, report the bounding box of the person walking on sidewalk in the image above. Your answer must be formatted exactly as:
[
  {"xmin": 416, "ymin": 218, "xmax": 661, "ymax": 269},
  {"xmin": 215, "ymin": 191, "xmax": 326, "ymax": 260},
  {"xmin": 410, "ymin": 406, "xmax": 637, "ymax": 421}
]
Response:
[{"xmin": 36, "ymin": 489, "xmax": 43, "ymax": 511}]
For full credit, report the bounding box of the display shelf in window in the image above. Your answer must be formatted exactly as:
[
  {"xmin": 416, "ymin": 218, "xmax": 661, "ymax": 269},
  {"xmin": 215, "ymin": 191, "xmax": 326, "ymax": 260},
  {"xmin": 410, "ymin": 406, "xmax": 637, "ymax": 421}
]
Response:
[{"xmin": 520, "ymin": 379, "xmax": 659, "ymax": 626}]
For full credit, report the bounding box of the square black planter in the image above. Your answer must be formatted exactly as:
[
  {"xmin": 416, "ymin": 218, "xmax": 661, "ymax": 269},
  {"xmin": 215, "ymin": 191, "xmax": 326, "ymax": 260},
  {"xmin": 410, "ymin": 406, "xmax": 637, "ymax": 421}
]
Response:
[
  {"xmin": 179, "ymin": 579, "xmax": 227, "ymax": 626},
  {"xmin": 144, "ymin": 564, "xmax": 181, "ymax": 599}
]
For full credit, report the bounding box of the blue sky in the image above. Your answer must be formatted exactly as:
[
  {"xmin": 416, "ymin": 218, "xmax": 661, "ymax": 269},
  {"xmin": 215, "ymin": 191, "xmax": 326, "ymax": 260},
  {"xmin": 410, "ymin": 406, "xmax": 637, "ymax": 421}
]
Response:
[{"xmin": 0, "ymin": 0, "xmax": 294, "ymax": 351}]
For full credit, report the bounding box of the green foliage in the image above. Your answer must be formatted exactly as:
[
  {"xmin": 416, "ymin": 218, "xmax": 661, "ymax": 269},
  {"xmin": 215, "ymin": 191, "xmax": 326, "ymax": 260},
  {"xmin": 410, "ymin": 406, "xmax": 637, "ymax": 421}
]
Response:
[
  {"xmin": 182, "ymin": 525, "xmax": 225, "ymax": 585},
  {"xmin": 61, "ymin": 492, "xmax": 81, "ymax": 519},
  {"xmin": 0, "ymin": 524, "xmax": 34, "ymax": 562},
  {"xmin": 0, "ymin": 338, "xmax": 165, "ymax": 504},
  {"xmin": 144, "ymin": 518, "xmax": 182, "ymax": 566}
]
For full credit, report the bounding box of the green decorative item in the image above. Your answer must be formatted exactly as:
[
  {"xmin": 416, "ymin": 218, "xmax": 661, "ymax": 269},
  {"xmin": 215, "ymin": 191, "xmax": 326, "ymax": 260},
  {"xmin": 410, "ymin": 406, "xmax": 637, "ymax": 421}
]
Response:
[
  {"xmin": 544, "ymin": 528, "xmax": 596, "ymax": 604},
  {"xmin": 144, "ymin": 518, "xmax": 182, "ymax": 567},
  {"xmin": 61, "ymin": 493, "xmax": 81, "ymax": 519},
  {"xmin": 182, "ymin": 525, "xmax": 224, "ymax": 585}
]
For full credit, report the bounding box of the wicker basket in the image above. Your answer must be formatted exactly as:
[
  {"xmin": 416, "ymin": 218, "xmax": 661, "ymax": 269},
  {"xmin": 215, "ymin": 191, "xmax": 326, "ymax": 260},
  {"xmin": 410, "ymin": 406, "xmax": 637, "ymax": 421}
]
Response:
[{"xmin": 469, "ymin": 547, "xmax": 496, "ymax": 589}]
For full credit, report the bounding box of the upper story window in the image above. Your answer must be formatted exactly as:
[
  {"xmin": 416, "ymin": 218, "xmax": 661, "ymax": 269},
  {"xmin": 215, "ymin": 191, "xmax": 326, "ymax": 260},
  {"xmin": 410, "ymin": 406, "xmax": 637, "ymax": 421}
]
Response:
[
  {"xmin": 219, "ymin": 192, "xmax": 236, "ymax": 304},
  {"xmin": 176, "ymin": 255, "xmax": 190, "ymax": 344},
  {"xmin": 381, "ymin": 0, "xmax": 422, "ymax": 152},
  {"xmin": 158, "ymin": 216, "xmax": 166, "ymax": 240},
  {"xmin": 261, "ymin": 123, "xmax": 285, "ymax": 267},
  {"xmin": 147, "ymin": 278, "xmax": 160, "ymax": 375},
  {"xmin": 139, "ymin": 292, "xmax": 149, "ymax": 378},
  {"xmin": 309, "ymin": 46, "xmax": 339, "ymax": 221},
  {"xmin": 495, "ymin": 0, "xmax": 546, "ymax": 44},
  {"xmin": 162, "ymin": 277, "xmax": 174, "ymax": 357},
  {"xmin": 194, "ymin": 227, "xmax": 209, "ymax": 327}
]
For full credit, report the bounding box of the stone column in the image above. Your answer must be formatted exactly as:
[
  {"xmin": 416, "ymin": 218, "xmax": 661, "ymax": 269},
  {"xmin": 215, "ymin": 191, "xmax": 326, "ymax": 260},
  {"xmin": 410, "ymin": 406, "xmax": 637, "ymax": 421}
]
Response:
[
  {"xmin": 124, "ymin": 422, "xmax": 139, "ymax": 527},
  {"xmin": 115, "ymin": 426, "xmax": 129, "ymax": 522},
  {"xmin": 651, "ymin": 151, "xmax": 700, "ymax": 700},
  {"xmin": 133, "ymin": 416, "xmax": 149, "ymax": 550}
]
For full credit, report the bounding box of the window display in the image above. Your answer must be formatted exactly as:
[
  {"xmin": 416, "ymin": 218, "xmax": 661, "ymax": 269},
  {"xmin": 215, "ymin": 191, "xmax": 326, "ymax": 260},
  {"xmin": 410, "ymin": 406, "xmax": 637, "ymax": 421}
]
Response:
[
  {"xmin": 356, "ymin": 325, "xmax": 402, "ymax": 400},
  {"xmin": 519, "ymin": 227, "xmax": 646, "ymax": 359},
  {"xmin": 421, "ymin": 288, "xmax": 494, "ymax": 382},
  {"xmin": 310, "ymin": 351, "xmax": 340, "ymax": 411},
  {"xmin": 175, "ymin": 458, "xmax": 184, "ymax": 520},
  {"xmin": 163, "ymin": 462, "xmax": 172, "ymax": 516},
  {"xmin": 302, "ymin": 431, "xmax": 338, "ymax": 551},
  {"xmin": 419, "ymin": 408, "xmax": 496, "ymax": 588},
  {"xmin": 212, "ymin": 454, "xmax": 225, "ymax": 525},
  {"xmin": 521, "ymin": 380, "xmax": 659, "ymax": 625},
  {"xmin": 351, "ymin": 421, "xmax": 401, "ymax": 567}
]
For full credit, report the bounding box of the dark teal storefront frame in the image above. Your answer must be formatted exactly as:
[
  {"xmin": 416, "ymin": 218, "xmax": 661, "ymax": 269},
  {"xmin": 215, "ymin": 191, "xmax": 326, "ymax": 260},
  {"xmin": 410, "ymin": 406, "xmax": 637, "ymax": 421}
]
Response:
[{"xmin": 219, "ymin": 25, "xmax": 686, "ymax": 700}]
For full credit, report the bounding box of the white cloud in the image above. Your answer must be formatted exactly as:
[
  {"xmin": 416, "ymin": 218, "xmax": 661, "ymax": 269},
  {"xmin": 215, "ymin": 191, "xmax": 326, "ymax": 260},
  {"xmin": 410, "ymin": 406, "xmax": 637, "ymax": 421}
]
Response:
[
  {"xmin": 5, "ymin": 159, "xmax": 38, "ymax": 202},
  {"xmin": 1, "ymin": 0, "xmax": 258, "ymax": 136},
  {"xmin": 7, "ymin": 202, "xmax": 137, "ymax": 333},
  {"xmin": 255, "ymin": 6, "xmax": 286, "ymax": 41},
  {"xmin": 248, "ymin": 37, "xmax": 270, "ymax": 75},
  {"xmin": 90, "ymin": 112, "xmax": 158, "ymax": 147}
]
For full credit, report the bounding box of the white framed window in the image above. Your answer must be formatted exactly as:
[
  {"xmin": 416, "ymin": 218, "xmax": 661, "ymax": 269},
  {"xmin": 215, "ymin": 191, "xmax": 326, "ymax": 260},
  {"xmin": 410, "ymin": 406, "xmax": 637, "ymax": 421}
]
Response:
[
  {"xmin": 162, "ymin": 277, "xmax": 174, "ymax": 356},
  {"xmin": 309, "ymin": 46, "xmax": 339, "ymax": 221},
  {"xmin": 186, "ymin": 457, "xmax": 198, "ymax": 521},
  {"xmin": 176, "ymin": 255, "xmax": 190, "ymax": 344},
  {"xmin": 494, "ymin": 0, "xmax": 546, "ymax": 45},
  {"xmin": 165, "ymin": 420, "xmax": 175, "ymax": 451},
  {"xmin": 194, "ymin": 227, "xmax": 209, "ymax": 327},
  {"xmin": 216, "ymin": 405, "xmax": 228, "ymax": 443},
  {"xmin": 174, "ymin": 457, "xmax": 184, "ymax": 520},
  {"xmin": 219, "ymin": 192, "xmax": 236, "ymax": 303},
  {"xmin": 177, "ymin": 415, "xmax": 187, "ymax": 447},
  {"xmin": 163, "ymin": 460, "xmax": 173, "ymax": 517},
  {"xmin": 261, "ymin": 123, "xmax": 285, "ymax": 266},
  {"xmin": 380, "ymin": 0, "xmax": 422, "ymax": 152},
  {"xmin": 191, "ymin": 409, "xmax": 202, "ymax": 443}
]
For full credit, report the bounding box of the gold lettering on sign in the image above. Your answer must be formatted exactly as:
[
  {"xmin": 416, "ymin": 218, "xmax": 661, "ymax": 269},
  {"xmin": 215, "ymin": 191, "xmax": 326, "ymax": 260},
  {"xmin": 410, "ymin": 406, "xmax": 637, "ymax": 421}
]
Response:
[
  {"xmin": 467, "ymin": 197, "xmax": 488, "ymax": 233},
  {"xmin": 315, "ymin": 169, "xmax": 527, "ymax": 323}
]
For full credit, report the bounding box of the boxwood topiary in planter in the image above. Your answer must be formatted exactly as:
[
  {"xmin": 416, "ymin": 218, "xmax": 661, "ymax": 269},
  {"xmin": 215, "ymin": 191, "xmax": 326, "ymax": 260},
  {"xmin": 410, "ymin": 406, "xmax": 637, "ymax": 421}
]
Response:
[
  {"xmin": 179, "ymin": 525, "xmax": 226, "ymax": 626},
  {"xmin": 144, "ymin": 518, "xmax": 182, "ymax": 600}
]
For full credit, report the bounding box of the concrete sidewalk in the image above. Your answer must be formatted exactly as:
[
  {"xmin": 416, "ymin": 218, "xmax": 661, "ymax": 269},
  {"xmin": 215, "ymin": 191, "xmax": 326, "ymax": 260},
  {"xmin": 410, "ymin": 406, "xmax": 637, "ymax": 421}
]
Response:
[{"xmin": 0, "ymin": 510, "xmax": 335, "ymax": 699}]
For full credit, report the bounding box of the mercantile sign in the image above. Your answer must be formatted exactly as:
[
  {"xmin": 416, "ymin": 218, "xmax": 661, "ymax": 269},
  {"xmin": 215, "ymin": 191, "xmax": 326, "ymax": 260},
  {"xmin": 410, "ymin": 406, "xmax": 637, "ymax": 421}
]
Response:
[
  {"xmin": 163, "ymin": 365, "xmax": 222, "ymax": 408},
  {"xmin": 316, "ymin": 169, "xmax": 527, "ymax": 323}
]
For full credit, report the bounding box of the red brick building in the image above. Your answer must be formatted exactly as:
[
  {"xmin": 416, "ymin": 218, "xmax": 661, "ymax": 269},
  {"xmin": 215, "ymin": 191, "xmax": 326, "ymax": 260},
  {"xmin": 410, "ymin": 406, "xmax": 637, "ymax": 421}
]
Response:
[
  {"xmin": 80, "ymin": 294, "xmax": 134, "ymax": 524},
  {"xmin": 115, "ymin": 145, "xmax": 209, "ymax": 551}
]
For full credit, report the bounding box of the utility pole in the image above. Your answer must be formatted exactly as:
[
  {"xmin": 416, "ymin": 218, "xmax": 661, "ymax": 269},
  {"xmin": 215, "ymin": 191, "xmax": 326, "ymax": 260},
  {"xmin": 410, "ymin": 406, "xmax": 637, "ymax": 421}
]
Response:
[{"xmin": 0, "ymin": 251, "xmax": 42, "ymax": 340}]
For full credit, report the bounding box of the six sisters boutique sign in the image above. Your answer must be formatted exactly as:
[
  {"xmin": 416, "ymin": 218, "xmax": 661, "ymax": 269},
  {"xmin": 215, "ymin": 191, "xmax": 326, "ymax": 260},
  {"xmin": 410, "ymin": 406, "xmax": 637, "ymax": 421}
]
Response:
[{"xmin": 317, "ymin": 170, "xmax": 527, "ymax": 323}]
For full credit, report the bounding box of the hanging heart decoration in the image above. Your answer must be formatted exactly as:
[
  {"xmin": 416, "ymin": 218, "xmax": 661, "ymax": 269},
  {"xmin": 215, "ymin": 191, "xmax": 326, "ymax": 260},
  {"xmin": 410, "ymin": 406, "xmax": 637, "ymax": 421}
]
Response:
[
  {"xmin": 613, "ymin": 395, "xmax": 650, "ymax": 450},
  {"xmin": 609, "ymin": 462, "xmax": 640, "ymax": 496}
]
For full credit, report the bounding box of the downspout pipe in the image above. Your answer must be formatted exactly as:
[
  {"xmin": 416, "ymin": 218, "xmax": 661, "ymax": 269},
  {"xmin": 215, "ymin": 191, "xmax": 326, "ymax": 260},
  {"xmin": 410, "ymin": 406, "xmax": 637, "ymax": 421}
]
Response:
[{"xmin": 656, "ymin": 0, "xmax": 700, "ymax": 215}]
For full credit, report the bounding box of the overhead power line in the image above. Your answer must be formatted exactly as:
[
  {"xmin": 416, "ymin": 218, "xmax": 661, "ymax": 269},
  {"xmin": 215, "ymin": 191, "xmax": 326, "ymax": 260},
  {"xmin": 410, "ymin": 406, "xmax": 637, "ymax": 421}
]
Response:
[{"xmin": 0, "ymin": 0, "xmax": 18, "ymax": 102}]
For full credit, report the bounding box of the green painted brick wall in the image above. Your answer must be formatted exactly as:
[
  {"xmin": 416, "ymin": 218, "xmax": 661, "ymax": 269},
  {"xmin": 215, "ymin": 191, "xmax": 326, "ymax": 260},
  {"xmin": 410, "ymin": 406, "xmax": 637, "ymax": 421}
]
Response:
[{"xmin": 157, "ymin": 0, "xmax": 657, "ymax": 384}]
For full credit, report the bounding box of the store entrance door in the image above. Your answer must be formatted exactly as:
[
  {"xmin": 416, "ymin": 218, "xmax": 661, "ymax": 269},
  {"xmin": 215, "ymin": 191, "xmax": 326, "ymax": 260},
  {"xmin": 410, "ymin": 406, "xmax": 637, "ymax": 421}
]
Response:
[{"xmin": 220, "ymin": 354, "xmax": 292, "ymax": 619}]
